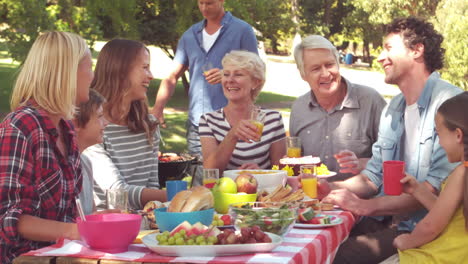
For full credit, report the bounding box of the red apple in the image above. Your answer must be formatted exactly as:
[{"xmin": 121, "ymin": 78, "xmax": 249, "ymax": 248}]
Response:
[{"xmin": 234, "ymin": 174, "xmax": 258, "ymax": 194}]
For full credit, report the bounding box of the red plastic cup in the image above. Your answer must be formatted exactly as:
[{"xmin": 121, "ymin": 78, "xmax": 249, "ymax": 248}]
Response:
[{"xmin": 383, "ymin": 160, "xmax": 405, "ymax": 195}]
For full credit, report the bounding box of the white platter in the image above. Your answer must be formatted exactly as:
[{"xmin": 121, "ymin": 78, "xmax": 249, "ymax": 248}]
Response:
[
  {"xmin": 294, "ymin": 215, "xmax": 343, "ymax": 228},
  {"xmin": 223, "ymin": 170, "xmax": 287, "ymax": 192},
  {"xmin": 142, "ymin": 232, "xmax": 282, "ymax": 257},
  {"xmin": 317, "ymin": 171, "xmax": 337, "ymax": 178}
]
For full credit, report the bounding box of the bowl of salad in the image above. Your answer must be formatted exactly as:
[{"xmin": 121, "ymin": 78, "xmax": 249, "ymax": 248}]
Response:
[{"xmin": 229, "ymin": 202, "xmax": 297, "ymax": 236}]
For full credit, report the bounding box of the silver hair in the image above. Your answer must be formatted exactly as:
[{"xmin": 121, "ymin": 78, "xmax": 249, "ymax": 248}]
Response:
[
  {"xmin": 222, "ymin": 50, "xmax": 266, "ymax": 100},
  {"xmin": 293, "ymin": 35, "xmax": 340, "ymax": 76}
]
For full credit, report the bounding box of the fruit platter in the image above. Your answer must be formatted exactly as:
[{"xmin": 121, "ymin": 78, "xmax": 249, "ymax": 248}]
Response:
[
  {"xmin": 294, "ymin": 207, "xmax": 343, "ymax": 228},
  {"xmin": 142, "ymin": 221, "xmax": 282, "ymax": 256}
]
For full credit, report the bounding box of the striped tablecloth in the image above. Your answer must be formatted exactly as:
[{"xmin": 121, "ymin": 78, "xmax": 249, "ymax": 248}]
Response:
[{"xmin": 22, "ymin": 211, "xmax": 355, "ymax": 264}]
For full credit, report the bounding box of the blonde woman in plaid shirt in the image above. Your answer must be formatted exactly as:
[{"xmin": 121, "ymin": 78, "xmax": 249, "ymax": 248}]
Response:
[{"xmin": 0, "ymin": 31, "xmax": 93, "ymax": 263}]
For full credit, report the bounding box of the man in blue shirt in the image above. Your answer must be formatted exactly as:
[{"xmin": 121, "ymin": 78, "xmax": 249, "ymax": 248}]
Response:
[
  {"xmin": 320, "ymin": 17, "xmax": 463, "ymax": 263},
  {"xmin": 151, "ymin": 0, "xmax": 258, "ymax": 162}
]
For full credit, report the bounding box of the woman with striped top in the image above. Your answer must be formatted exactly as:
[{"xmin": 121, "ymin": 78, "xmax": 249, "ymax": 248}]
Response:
[
  {"xmin": 199, "ymin": 50, "xmax": 286, "ymax": 172},
  {"xmin": 83, "ymin": 39, "xmax": 166, "ymax": 210}
]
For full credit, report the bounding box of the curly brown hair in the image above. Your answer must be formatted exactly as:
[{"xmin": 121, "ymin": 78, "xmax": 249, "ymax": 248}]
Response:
[{"xmin": 386, "ymin": 17, "xmax": 444, "ymax": 73}]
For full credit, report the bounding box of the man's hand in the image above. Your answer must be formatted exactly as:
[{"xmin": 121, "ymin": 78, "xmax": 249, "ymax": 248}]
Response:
[
  {"xmin": 334, "ymin": 150, "xmax": 361, "ymax": 174},
  {"xmin": 322, "ymin": 188, "xmax": 370, "ymax": 216},
  {"xmin": 152, "ymin": 109, "xmax": 166, "ymax": 128},
  {"xmin": 317, "ymin": 179, "xmax": 332, "ymax": 200},
  {"xmin": 204, "ymin": 68, "xmax": 222, "ymax": 84}
]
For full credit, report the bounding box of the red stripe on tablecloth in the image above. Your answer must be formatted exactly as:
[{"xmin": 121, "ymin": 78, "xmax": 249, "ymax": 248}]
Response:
[{"xmin": 22, "ymin": 211, "xmax": 357, "ymax": 264}]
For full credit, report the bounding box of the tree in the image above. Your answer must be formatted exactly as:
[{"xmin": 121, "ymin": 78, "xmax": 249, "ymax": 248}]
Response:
[
  {"xmin": 432, "ymin": 0, "xmax": 468, "ymax": 90},
  {"xmin": 0, "ymin": 0, "xmax": 55, "ymax": 62},
  {"xmin": 298, "ymin": 0, "xmax": 354, "ymax": 38},
  {"xmin": 225, "ymin": 0, "xmax": 295, "ymax": 54},
  {"xmin": 0, "ymin": 0, "xmax": 102, "ymax": 62}
]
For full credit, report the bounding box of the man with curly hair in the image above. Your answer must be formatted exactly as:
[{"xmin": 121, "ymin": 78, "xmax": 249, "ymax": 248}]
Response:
[{"xmin": 318, "ymin": 17, "xmax": 463, "ymax": 263}]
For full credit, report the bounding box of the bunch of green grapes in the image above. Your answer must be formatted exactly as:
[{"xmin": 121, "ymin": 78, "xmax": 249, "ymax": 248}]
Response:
[
  {"xmin": 155, "ymin": 230, "xmax": 218, "ymax": 246},
  {"xmin": 211, "ymin": 214, "xmax": 225, "ymax": 226}
]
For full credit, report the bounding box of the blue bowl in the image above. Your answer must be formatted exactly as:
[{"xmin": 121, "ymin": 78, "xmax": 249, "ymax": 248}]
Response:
[{"xmin": 154, "ymin": 207, "xmax": 214, "ymax": 232}]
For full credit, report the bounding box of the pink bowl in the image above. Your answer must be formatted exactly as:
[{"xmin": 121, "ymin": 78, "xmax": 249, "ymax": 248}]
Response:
[{"xmin": 77, "ymin": 213, "xmax": 142, "ymax": 253}]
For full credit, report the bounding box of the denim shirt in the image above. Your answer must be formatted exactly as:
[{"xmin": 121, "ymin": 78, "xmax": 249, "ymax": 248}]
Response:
[
  {"xmin": 362, "ymin": 72, "xmax": 462, "ymax": 231},
  {"xmin": 174, "ymin": 11, "xmax": 258, "ymax": 126}
]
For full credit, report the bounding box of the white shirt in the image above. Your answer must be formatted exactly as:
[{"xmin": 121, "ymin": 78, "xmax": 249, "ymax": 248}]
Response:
[
  {"xmin": 404, "ymin": 103, "xmax": 421, "ymax": 169},
  {"xmin": 202, "ymin": 27, "xmax": 222, "ymax": 52}
]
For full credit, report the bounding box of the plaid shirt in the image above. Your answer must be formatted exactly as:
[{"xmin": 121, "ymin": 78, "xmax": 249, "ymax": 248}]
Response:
[{"xmin": 0, "ymin": 104, "xmax": 82, "ymax": 263}]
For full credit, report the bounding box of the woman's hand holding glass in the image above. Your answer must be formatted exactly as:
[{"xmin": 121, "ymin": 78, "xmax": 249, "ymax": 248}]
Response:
[
  {"xmin": 232, "ymin": 119, "xmax": 262, "ymax": 143},
  {"xmin": 204, "ymin": 69, "xmax": 222, "ymax": 85}
]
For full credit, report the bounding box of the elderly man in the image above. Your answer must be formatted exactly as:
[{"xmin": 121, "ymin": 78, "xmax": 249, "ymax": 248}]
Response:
[
  {"xmin": 321, "ymin": 17, "xmax": 463, "ymax": 263},
  {"xmin": 290, "ymin": 35, "xmax": 386, "ymax": 180}
]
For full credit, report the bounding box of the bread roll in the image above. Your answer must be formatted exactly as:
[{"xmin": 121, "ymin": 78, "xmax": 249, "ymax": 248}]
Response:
[
  {"xmin": 168, "ymin": 190, "xmax": 192, "ymax": 212},
  {"xmin": 180, "ymin": 187, "xmax": 214, "ymax": 212}
]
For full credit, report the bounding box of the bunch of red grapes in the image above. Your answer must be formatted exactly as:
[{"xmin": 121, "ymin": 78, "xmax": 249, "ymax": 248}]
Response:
[{"xmin": 216, "ymin": 225, "xmax": 272, "ymax": 245}]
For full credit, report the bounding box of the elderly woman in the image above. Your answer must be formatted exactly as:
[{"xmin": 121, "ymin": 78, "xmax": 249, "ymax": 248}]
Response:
[{"xmin": 199, "ymin": 50, "xmax": 286, "ymax": 172}]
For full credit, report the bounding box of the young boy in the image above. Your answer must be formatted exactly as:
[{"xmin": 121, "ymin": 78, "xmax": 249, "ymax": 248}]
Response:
[{"xmin": 73, "ymin": 89, "xmax": 108, "ymax": 214}]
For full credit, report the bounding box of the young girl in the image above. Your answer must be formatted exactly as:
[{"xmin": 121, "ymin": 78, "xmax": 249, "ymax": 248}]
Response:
[
  {"xmin": 83, "ymin": 39, "xmax": 166, "ymax": 210},
  {"xmin": 73, "ymin": 89, "xmax": 109, "ymax": 215},
  {"xmin": 0, "ymin": 31, "xmax": 93, "ymax": 263},
  {"xmin": 382, "ymin": 91, "xmax": 468, "ymax": 263}
]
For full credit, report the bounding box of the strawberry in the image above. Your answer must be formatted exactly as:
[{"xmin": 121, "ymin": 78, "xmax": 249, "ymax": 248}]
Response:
[{"xmin": 220, "ymin": 215, "xmax": 231, "ymax": 225}]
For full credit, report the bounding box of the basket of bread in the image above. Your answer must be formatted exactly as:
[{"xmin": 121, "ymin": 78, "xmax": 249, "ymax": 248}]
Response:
[{"xmin": 154, "ymin": 186, "xmax": 215, "ymax": 232}]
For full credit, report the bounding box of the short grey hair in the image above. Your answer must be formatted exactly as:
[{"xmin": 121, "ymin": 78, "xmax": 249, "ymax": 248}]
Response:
[
  {"xmin": 222, "ymin": 50, "xmax": 266, "ymax": 100},
  {"xmin": 293, "ymin": 35, "xmax": 340, "ymax": 76}
]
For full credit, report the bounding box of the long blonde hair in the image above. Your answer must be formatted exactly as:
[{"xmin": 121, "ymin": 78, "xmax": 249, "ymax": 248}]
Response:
[
  {"xmin": 10, "ymin": 31, "xmax": 88, "ymax": 119},
  {"xmin": 91, "ymin": 39, "xmax": 157, "ymax": 145}
]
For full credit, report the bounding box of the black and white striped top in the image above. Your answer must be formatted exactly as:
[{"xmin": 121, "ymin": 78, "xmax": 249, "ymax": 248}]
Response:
[
  {"xmin": 199, "ymin": 108, "xmax": 286, "ymax": 170},
  {"xmin": 84, "ymin": 122, "xmax": 160, "ymax": 210}
]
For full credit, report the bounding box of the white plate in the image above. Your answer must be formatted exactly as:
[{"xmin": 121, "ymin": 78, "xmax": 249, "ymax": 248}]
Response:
[
  {"xmin": 142, "ymin": 232, "xmax": 282, "ymax": 256},
  {"xmin": 317, "ymin": 171, "xmax": 337, "ymax": 178},
  {"xmin": 223, "ymin": 170, "xmax": 287, "ymax": 192},
  {"xmin": 294, "ymin": 215, "xmax": 343, "ymax": 228}
]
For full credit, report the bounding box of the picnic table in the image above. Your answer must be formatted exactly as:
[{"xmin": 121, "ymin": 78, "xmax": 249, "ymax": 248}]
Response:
[{"xmin": 14, "ymin": 210, "xmax": 355, "ymax": 264}]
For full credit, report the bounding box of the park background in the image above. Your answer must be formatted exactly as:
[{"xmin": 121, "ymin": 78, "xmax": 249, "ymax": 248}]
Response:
[{"xmin": 0, "ymin": 0, "xmax": 466, "ymax": 153}]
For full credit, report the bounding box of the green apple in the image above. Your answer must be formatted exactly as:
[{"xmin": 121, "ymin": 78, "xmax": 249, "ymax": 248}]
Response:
[
  {"xmin": 181, "ymin": 175, "xmax": 192, "ymax": 188},
  {"xmin": 215, "ymin": 177, "xmax": 237, "ymax": 194}
]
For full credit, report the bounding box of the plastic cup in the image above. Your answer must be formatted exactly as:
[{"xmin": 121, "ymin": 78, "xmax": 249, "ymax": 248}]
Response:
[
  {"xmin": 286, "ymin": 137, "xmax": 302, "ymax": 157},
  {"xmin": 300, "ymin": 165, "xmax": 317, "ymax": 198},
  {"xmin": 383, "ymin": 160, "xmax": 405, "ymax": 195},
  {"xmin": 166, "ymin": 180, "xmax": 188, "ymax": 201},
  {"xmin": 203, "ymin": 168, "xmax": 219, "ymax": 189},
  {"xmin": 106, "ymin": 189, "xmax": 128, "ymax": 212},
  {"xmin": 250, "ymin": 107, "xmax": 266, "ymax": 142}
]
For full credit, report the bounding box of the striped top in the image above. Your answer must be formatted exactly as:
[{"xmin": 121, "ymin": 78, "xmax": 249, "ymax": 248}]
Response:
[
  {"xmin": 83, "ymin": 121, "xmax": 160, "ymax": 210},
  {"xmin": 199, "ymin": 108, "xmax": 286, "ymax": 170}
]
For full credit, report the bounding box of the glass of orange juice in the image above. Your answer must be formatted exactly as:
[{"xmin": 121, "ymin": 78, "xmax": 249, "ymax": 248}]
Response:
[
  {"xmin": 300, "ymin": 165, "xmax": 317, "ymax": 198},
  {"xmin": 202, "ymin": 61, "xmax": 214, "ymax": 75},
  {"xmin": 286, "ymin": 137, "xmax": 302, "ymax": 157},
  {"xmin": 250, "ymin": 107, "xmax": 266, "ymax": 142},
  {"xmin": 203, "ymin": 168, "xmax": 219, "ymax": 189}
]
